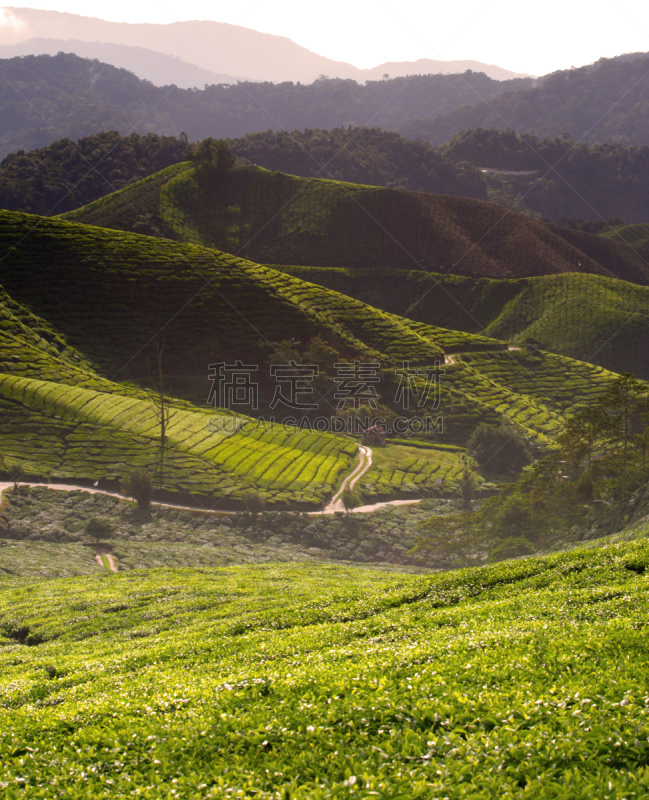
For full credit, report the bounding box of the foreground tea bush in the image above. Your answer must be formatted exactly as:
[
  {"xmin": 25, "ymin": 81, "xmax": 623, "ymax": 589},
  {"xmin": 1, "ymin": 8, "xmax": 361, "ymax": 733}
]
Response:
[{"xmin": 2, "ymin": 542, "xmax": 649, "ymax": 797}]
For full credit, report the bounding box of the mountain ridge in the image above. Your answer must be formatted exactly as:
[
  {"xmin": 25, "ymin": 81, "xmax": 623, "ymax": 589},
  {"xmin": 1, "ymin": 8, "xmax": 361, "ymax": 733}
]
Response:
[
  {"xmin": 0, "ymin": 37, "xmax": 240, "ymax": 88},
  {"xmin": 401, "ymin": 53, "xmax": 649, "ymax": 147},
  {"xmin": 0, "ymin": 7, "xmax": 528, "ymax": 84},
  {"xmin": 0, "ymin": 52, "xmax": 532, "ymax": 159}
]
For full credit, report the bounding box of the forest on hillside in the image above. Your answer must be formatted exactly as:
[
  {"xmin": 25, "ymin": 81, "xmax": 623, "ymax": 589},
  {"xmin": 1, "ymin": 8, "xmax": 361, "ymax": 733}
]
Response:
[
  {"xmin": 0, "ymin": 52, "xmax": 529, "ymax": 158},
  {"xmin": 440, "ymin": 128, "xmax": 649, "ymax": 223},
  {"xmin": 0, "ymin": 132, "xmax": 192, "ymax": 215},
  {"xmin": 0, "ymin": 128, "xmax": 488, "ymax": 215},
  {"xmin": 5, "ymin": 126, "xmax": 649, "ymax": 225},
  {"xmin": 402, "ymin": 55, "xmax": 649, "ymax": 146}
]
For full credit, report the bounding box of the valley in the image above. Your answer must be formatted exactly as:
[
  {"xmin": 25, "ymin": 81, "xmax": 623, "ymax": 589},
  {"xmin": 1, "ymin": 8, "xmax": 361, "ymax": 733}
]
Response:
[{"xmin": 2, "ymin": 25, "xmax": 649, "ymax": 796}]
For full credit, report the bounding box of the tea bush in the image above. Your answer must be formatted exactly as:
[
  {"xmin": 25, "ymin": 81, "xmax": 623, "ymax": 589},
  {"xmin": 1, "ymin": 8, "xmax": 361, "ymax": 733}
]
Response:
[{"xmin": 2, "ymin": 542, "xmax": 649, "ymax": 796}]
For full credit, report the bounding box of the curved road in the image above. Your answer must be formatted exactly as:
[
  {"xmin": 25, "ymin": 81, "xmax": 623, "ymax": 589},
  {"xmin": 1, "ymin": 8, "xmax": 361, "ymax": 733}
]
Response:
[
  {"xmin": 320, "ymin": 445, "xmax": 373, "ymax": 514},
  {"xmin": 445, "ymin": 345, "xmax": 521, "ymax": 367},
  {"xmin": 0, "ymin": 447, "xmax": 423, "ymax": 520}
]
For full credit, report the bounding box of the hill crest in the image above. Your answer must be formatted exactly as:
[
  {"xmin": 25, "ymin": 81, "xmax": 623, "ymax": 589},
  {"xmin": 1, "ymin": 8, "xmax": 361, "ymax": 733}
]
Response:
[{"xmin": 62, "ymin": 162, "xmax": 649, "ymax": 285}]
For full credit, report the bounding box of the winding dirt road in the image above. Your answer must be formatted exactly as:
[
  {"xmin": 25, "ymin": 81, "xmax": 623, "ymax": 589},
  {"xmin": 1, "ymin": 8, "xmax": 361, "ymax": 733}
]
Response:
[
  {"xmin": 318, "ymin": 445, "xmax": 373, "ymax": 514},
  {"xmin": 0, "ymin": 446, "xmax": 422, "ymax": 522}
]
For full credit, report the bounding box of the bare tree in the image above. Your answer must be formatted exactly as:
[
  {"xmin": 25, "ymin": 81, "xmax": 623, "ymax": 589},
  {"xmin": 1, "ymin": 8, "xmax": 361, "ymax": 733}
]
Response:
[
  {"xmin": 147, "ymin": 337, "xmax": 170, "ymax": 486},
  {"xmin": 8, "ymin": 464, "xmax": 24, "ymax": 493}
]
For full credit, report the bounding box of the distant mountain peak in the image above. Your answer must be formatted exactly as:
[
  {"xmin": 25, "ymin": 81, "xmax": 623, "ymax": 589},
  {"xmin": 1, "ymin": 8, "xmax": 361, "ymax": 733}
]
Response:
[{"xmin": 0, "ymin": 7, "xmax": 529, "ymax": 85}]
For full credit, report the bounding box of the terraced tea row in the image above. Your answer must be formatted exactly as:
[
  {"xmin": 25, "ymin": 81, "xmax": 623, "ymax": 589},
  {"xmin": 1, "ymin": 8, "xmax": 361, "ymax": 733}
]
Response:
[
  {"xmin": 280, "ymin": 266, "xmax": 649, "ymax": 378},
  {"xmin": 361, "ymin": 443, "xmax": 471, "ymax": 499},
  {"xmin": 0, "ymin": 212, "xmax": 507, "ymax": 401},
  {"xmin": 440, "ymin": 350, "xmax": 617, "ymax": 444},
  {"xmin": 0, "ymin": 374, "xmax": 356, "ymax": 506}
]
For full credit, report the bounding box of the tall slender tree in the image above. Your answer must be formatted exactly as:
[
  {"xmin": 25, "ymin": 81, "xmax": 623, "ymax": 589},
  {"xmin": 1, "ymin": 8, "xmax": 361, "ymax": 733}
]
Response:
[{"xmin": 599, "ymin": 373, "xmax": 648, "ymax": 499}]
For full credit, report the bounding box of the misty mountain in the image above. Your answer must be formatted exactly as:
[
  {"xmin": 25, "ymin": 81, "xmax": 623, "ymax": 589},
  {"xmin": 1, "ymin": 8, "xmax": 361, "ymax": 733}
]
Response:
[
  {"xmin": 0, "ymin": 53, "xmax": 531, "ymax": 159},
  {"xmin": 0, "ymin": 7, "xmax": 528, "ymax": 85},
  {"xmin": 0, "ymin": 38, "xmax": 239, "ymax": 88}
]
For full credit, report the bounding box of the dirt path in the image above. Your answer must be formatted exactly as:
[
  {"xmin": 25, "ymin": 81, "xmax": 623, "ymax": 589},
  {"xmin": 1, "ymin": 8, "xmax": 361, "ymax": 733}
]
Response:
[
  {"xmin": 445, "ymin": 345, "xmax": 521, "ymax": 367},
  {"xmin": 350, "ymin": 498, "xmax": 421, "ymax": 513},
  {"xmin": 0, "ymin": 482, "xmax": 228, "ymax": 516},
  {"xmin": 95, "ymin": 553, "xmax": 119, "ymax": 573},
  {"xmin": 317, "ymin": 445, "xmax": 373, "ymax": 514},
  {"xmin": 0, "ymin": 445, "xmax": 422, "ymax": 522}
]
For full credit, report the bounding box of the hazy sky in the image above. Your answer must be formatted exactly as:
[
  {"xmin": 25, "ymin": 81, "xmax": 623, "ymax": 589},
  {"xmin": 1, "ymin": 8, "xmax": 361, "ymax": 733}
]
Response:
[{"xmin": 5, "ymin": 0, "xmax": 649, "ymax": 75}]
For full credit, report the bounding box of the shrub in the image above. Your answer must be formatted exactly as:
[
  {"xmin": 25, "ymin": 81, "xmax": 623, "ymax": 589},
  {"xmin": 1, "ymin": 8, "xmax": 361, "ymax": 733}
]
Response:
[
  {"xmin": 121, "ymin": 468, "xmax": 153, "ymax": 513},
  {"xmin": 85, "ymin": 517, "xmax": 115, "ymax": 543},
  {"xmin": 191, "ymin": 138, "xmax": 236, "ymax": 173},
  {"xmin": 492, "ymin": 493, "xmax": 539, "ymax": 540},
  {"xmin": 242, "ymin": 490, "xmax": 265, "ymax": 517},
  {"xmin": 467, "ymin": 423, "xmax": 532, "ymax": 475},
  {"xmin": 460, "ymin": 466, "xmax": 477, "ymax": 510},
  {"xmin": 341, "ymin": 488, "xmax": 361, "ymax": 514}
]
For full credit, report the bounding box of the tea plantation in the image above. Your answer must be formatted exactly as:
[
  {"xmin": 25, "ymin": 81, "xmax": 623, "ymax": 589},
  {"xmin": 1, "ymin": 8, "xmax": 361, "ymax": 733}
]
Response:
[
  {"xmin": 62, "ymin": 162, "xmax": 649, "ymax": 283},
  {"xmin": 439, "ymin": 349, "xmax": 616, "ymax": 445},
  {"xmin": 278, "ymin": 266, "xmax": 649, "ymax": 379},
  {"xmin": 361, "ymin": 443, "xmax": 476, "ymax": 499},
  {"xmin": 0, "ymin": 207, "xmax": 625, "ymax": 502},
  {"xmin": 0, "ymin": 210, "xmax": 506, "ymax": 391},
  {"xmin": 602, "ymin": 223, "xmax": 649, "ymax": 251},
  {"xmin": 0, "ymin": 374, "xmax": 358, "ymax": 507},
  {"xmin": 2, "ymin": 541, "xmax": 649, "ymax": 797}
]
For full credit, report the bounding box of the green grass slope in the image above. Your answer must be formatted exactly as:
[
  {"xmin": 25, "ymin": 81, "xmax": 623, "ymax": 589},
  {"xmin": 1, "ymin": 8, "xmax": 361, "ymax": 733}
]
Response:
[
  {"xmin": 278, "ymin": 266, "xmax": 649, "ymax": 379},
  {"xmin": 3, "ymin": 543, "xmax": 649, "ymax": 796},
  {"xmin": 61, "ymin": 163, "xmax": 649, "ymax": 284}
]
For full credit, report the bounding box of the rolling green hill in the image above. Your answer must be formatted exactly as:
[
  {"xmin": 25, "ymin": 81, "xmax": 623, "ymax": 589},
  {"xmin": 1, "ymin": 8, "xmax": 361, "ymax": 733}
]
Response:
[
  {"xmin": 0, "ymin": 208, "xmax": 624, "ymax": 502},
  {"xmin": 603, "ymin": 223, "xmax": 649, "ymax": 250},
  {"xmin": 0, "ymin": 128, "xmax": 488, "ymax": 218},
  {"xmin": 3, "ymin": 542, "xmax": 649, "ymax": 796},
  {"xmin": 282, "ymin": 266, "xmax": 649, "ymax": 378},
  {"xmin": 0, "ymin": 210, "xmax": 507, "ymax": 505},
  {"xmin": 2, "ymin": 209, "xmax": 505, "ymax": 388},
  {"xmin": 277, "ymin": 266, "xmax": 649, "ymax": 379},
  {"xmin": 62, "ymin": 162, "xmax": 649, "ymax": 284}
]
